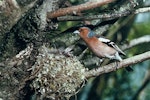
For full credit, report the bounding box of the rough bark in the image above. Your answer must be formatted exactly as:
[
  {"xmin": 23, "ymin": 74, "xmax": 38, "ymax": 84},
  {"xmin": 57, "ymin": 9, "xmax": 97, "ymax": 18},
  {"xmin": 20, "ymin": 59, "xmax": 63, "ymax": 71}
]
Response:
[{"xmin": 0, "ymin": 0, "xmax": 64, "ymax": 99}]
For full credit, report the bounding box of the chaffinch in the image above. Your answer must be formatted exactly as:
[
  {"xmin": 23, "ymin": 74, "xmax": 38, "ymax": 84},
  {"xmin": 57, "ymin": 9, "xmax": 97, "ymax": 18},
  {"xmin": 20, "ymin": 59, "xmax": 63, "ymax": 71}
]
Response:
[{"xmin": 73, "ymin": 27, "xmax": 126, "ymax": 62}]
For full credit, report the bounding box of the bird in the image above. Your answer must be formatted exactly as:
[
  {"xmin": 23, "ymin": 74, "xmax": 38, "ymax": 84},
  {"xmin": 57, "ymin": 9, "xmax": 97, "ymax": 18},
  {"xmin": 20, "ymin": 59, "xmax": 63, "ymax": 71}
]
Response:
[
  {"xmin": 73, "ymin": 27, "xmax": 132, "ymax": 71},
  {"xmin": 73, "ymin": 27, "xmax": 125, "ymax": 61}
]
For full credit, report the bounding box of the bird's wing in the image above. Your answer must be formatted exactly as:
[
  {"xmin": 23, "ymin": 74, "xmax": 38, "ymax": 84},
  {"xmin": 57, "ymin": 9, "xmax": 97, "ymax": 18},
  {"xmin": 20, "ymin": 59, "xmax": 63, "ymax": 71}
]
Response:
[
  {"xmin": 98, "ymin": 37, "xmax": 126, "ymax": 56},
  {"xmin": 98, "ymin": 37, "xmax": 111, "ymax": 43}
]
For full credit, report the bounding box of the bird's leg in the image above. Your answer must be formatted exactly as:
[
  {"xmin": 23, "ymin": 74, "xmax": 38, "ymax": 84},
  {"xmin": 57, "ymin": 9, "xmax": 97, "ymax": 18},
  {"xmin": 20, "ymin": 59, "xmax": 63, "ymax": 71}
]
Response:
[
  {"xmin": 114, "ymin": 61, "xmax": 119, "ymax": 70},
  {"xmin": 97, "ymin": 58, "xmax": 104, "ymax": 66}
]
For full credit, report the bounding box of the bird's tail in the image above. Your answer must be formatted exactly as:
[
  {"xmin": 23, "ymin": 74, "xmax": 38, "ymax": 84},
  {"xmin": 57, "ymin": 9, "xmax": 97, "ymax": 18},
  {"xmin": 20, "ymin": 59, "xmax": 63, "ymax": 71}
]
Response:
[
  {"xmin": 115, "ymin": 52, "xmax": 133, "ymax": 71},
  {"xmin": 115, "ymin": 52, "xmax": 122, "ymax": 61}
]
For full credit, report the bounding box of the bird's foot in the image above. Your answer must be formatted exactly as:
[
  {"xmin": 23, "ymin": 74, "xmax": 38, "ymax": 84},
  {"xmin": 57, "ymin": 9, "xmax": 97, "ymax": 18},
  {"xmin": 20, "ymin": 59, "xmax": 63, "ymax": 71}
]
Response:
[{"xmin": 97, "ymin": 58, "xmax": 104, "ymax": 66}]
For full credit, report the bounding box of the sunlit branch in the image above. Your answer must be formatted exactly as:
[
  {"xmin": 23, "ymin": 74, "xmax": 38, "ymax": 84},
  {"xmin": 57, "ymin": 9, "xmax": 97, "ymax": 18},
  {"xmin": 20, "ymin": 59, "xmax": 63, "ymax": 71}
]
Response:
[
  {"xmin": 47, "ymin": 0, "xmax": 115, "ymax": 19},
  {"xmin": 57, "ymin": 7, "xmax": 150, "ymax": 21},
  {"xmin": 85, "ymin": 51, "xmax": 150, "ymax": 78},
  {"xmin": 121, "ymin": 35, "xmax": 150, "ymax": 50}
]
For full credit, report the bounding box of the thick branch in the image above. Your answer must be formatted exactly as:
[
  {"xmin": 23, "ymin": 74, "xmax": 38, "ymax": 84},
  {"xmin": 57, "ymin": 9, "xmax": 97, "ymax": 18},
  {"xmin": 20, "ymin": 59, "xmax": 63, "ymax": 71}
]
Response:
[
  {"xmin": 85, "ymin": 51, "xmax": 150, "ymax": 78},
  {"xmin": 47, "ymin": 0, "xmax": 115, "ymax": 19},
  {"xmin": 121, "ymin": 35, "xmax": 150, "ymax": 50},
  {"xmin": 57, "ymin": 7, "xmax": 150, "ymax": 21}
]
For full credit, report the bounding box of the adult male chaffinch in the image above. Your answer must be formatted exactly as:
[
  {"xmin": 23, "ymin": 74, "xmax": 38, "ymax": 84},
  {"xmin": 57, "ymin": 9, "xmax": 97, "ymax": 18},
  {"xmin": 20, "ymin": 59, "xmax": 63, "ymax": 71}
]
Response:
[{"xmin": 73, "ymin": 27, "xmax": 126, "ymax": 62}]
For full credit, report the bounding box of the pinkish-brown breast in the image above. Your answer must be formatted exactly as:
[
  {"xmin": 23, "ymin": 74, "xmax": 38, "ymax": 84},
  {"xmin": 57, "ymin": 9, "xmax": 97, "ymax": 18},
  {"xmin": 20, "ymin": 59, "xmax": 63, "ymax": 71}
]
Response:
[{"xmin": 82, "ymin": 37, "xmax": 116, "ymax": 58}]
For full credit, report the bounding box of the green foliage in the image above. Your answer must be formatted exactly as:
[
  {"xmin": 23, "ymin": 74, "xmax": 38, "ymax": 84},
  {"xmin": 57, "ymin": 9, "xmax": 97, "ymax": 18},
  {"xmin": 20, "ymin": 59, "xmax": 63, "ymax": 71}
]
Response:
[
  {"xmin": 129, "ymin": 23, "xmax": 150, "ymax": 39},
  {"xmin": 128, "ymin": 22, "xmax": 150, "ymax": 55}
]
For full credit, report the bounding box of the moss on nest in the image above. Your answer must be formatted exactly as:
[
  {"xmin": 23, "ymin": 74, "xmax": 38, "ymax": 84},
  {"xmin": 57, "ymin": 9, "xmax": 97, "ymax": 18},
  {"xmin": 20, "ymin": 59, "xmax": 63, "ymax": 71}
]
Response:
[{"xmin": 30, "ymin": 45, "xmax": 87, "ymax": 99}]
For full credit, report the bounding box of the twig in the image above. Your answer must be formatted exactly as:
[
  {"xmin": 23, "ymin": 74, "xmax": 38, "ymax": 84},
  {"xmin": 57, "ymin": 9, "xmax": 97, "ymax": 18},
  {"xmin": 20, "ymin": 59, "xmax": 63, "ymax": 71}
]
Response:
[
  {"xmin": 121, "ymin": 35, "xmax": 150, "ymax": 50},
  {"xmin": 85, "ymin": 51, "xmax": 150, "ymax": 78},
  {"xmin": 57, "ymin": 7, "xmax": 150, "ymax": 21},
  {"xmin": 78, "ymin": 48, "xmax": 88, "ymax": 60},
  {"xmin": 47, "ymin": 0, "xmax": 115, "ymax": 19},
  {"xmin": 135, "ymin": 7, "xmax": 150, "ymax": 14}
]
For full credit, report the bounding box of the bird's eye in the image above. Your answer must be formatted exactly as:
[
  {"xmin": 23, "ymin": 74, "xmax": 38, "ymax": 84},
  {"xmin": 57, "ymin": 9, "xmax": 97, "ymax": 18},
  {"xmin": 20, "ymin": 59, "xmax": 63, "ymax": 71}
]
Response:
[
  {"xmin": 79, "ymin": 28, "xmax": 83, "ymax": 32},
  {"xmin": 79, "ymin": 29, "xmax": 81, "ymax": 32}
]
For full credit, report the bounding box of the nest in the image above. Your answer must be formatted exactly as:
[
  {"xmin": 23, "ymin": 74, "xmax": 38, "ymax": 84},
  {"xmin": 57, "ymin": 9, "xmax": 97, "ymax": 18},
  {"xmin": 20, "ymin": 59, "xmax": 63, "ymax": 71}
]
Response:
[{"xmin": 30, "ymin": 46, "xmax": 87, "ymax": 99}]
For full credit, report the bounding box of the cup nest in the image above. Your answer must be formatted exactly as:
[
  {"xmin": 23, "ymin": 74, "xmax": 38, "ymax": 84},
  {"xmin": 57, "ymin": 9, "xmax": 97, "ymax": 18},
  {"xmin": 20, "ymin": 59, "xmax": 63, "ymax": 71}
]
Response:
[{"xmin": 30, "ymin": 46, "xmax": 87, "ymax": 99}]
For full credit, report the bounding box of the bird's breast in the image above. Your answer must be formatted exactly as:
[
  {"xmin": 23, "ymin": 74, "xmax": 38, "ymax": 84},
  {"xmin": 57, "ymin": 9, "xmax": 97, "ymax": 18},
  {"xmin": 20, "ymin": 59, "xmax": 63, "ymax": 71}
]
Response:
[{"xmin": 84, "ymin": 38, "xmax": 116, "ymax": 58}]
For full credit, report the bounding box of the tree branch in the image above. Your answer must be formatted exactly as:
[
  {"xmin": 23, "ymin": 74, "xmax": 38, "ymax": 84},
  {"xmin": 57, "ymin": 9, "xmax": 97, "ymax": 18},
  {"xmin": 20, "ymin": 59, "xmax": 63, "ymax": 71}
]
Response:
[
  {"xmin": 57, "ymin": 7, "xmax": 150, "ymax": 21},
  {"xmin": 121, "ymin": 35, "xmax": 150, "ymax": 50},
  {"xmin": 47, "ymin": 0, "xmax": 115, "ymax": 19},
  {"xmin": 85, "ymin": 51, "xmax": 150, "ymax": 78}
]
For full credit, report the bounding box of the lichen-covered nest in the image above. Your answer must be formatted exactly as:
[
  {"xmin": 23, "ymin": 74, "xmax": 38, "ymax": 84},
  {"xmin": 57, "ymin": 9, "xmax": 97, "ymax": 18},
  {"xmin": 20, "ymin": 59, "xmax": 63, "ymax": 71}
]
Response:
[{"xmin": 30, "ymin": 46, "xmax": 87, "ymax": 99}]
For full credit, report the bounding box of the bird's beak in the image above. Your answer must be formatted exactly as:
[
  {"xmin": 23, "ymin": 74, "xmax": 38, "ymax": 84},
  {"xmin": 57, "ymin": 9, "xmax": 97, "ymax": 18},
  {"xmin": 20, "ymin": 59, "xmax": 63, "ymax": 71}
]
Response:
[{"xmin": 73, "ymin": 30, "xmax": 80, "ymax": 34}]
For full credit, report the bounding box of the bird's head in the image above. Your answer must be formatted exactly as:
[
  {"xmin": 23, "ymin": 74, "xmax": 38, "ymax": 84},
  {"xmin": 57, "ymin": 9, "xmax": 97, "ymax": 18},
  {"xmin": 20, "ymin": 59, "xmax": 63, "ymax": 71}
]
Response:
[{"xmin": 73, "ymin": 27, "xmax": 95, "ymax": 38}]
